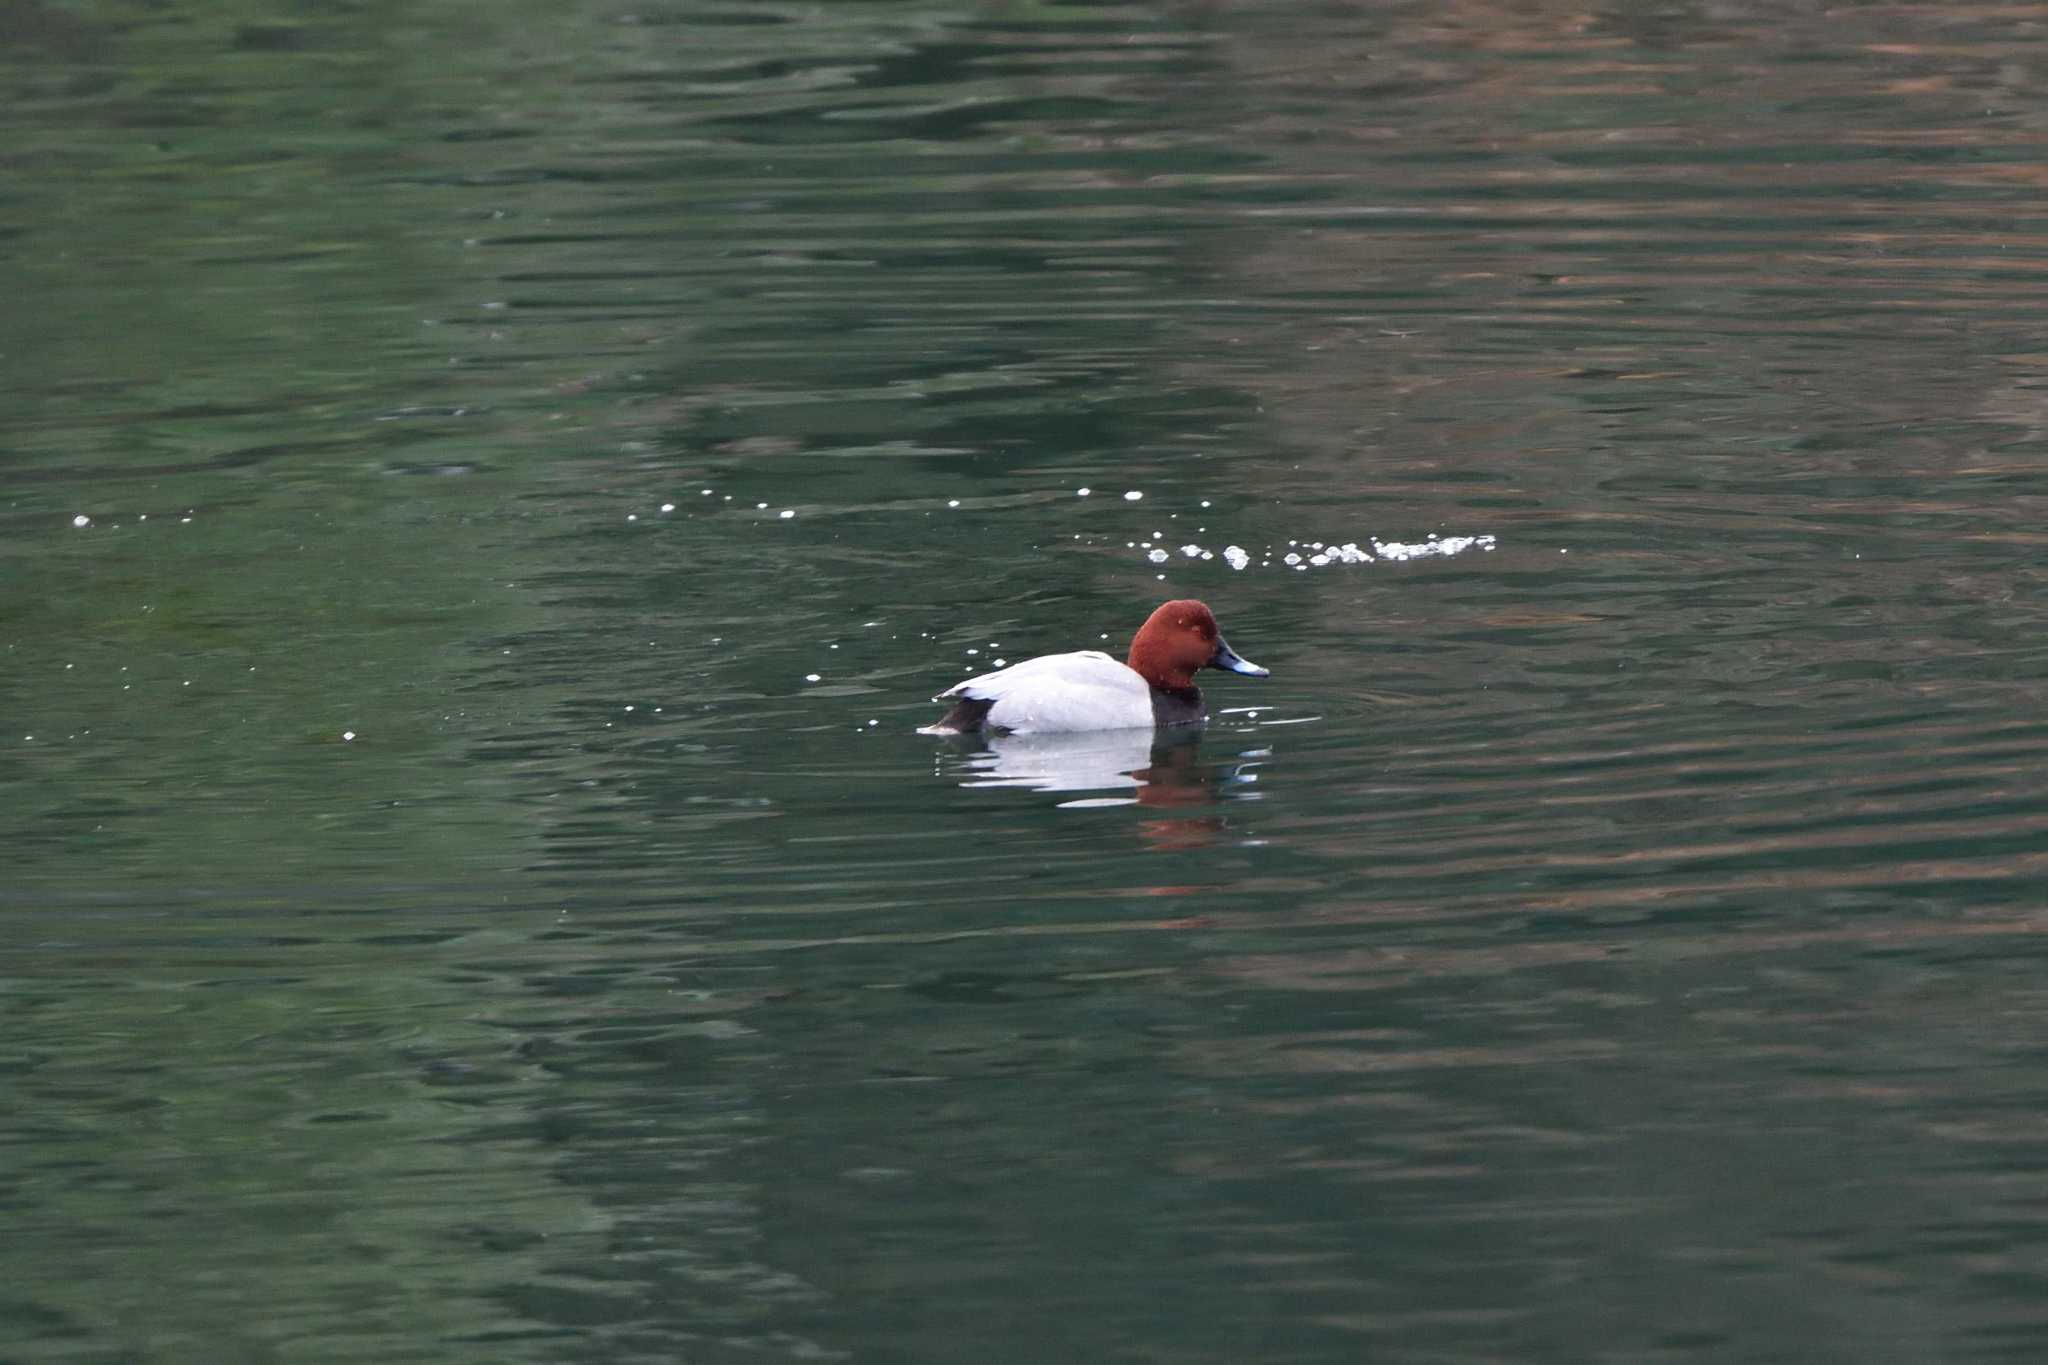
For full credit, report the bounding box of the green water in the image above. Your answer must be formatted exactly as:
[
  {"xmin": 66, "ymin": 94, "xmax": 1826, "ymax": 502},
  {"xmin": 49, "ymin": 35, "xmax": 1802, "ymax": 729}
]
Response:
[{"xmin": 7, "ymin": 2, "xmax": 2048, "ymax": 1361}]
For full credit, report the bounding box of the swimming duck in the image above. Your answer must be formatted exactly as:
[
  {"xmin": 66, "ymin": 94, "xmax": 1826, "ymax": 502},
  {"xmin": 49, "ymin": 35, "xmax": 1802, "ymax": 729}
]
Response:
[{"xmin": 920, "ymin": 598, "xmax": 1268, "ymax": 735}]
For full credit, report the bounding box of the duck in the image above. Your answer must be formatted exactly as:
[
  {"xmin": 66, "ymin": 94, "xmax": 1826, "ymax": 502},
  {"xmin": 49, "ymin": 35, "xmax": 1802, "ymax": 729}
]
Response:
[{"xmin": 919, "ymin": 599, "xmax": 1268, "ymax": 735}]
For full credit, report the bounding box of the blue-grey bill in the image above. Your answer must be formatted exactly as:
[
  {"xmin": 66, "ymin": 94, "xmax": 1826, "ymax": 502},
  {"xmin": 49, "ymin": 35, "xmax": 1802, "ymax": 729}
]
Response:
[{"xmin": 1211, "ymin": 638, "xmax": 1269, "ymax": 677}]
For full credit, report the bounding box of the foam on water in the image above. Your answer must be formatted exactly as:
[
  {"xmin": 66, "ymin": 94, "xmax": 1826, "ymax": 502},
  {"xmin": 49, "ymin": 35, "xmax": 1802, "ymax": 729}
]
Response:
[
  {"xmin": 1373, "ymin": 533, "xmax": 1494, "ymax": 561},
  {"xmin": 1185, "ymin": 530, "xmax": 1495, "ymax": 571}
]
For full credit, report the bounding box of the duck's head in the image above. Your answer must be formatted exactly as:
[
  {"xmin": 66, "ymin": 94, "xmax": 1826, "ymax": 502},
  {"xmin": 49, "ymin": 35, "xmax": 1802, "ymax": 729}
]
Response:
[{"xmin": 1127, "ymin": 599, "xmax": 1269, "ymax": 692}]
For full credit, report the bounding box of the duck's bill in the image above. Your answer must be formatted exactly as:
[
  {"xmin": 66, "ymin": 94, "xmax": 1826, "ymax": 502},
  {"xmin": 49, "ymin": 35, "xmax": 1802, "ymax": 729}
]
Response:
[{"xmin": 1210, "ymin": 637, "xmax": 1269, "ymax": 677}]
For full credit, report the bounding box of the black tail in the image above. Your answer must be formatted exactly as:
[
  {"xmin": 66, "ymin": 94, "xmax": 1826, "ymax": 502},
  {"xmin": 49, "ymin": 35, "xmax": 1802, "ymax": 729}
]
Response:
[{"xmin": 918, "ymin": 696, "xmax": 997, "ymax": 735}]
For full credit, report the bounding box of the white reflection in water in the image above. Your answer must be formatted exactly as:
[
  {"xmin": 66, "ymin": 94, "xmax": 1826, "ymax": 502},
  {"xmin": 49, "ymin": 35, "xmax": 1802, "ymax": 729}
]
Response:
[
  {"xmin": 956, "ymin": 727, "xmax": 1158, "ymax": 798},
  {"xmin": 944, "ymin": 727, "xmax": 1260, "ymax": 810},
  {"xmin": 936, "ymin": 728, "xmax": 1268, "ymax": 849}
]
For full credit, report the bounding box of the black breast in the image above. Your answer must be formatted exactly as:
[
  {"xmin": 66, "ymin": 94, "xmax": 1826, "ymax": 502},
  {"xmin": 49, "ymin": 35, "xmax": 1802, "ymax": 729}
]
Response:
[{"xmin": 1149, "ymin": 686, "xmax": 1205, "ymax": 728}]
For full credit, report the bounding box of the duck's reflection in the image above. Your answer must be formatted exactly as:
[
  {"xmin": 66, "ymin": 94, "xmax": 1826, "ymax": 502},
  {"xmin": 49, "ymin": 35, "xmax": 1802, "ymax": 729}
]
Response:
[{"xmin": 941, "ymin": 728, "xmax": 1258, "ymax": 845}]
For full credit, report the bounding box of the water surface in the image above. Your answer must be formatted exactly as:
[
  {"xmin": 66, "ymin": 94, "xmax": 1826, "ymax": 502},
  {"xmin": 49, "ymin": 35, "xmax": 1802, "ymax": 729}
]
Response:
[{"xmin": 6, "ymin": 2, "xmax": 2048, "ymax": 1361}]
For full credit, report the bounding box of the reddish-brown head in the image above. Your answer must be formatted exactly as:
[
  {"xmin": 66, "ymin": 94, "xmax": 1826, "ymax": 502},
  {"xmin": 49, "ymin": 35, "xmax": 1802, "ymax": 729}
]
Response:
[{"xmin": 1126, "ymin": 599, "xmax": 1267, "ymax": 692}]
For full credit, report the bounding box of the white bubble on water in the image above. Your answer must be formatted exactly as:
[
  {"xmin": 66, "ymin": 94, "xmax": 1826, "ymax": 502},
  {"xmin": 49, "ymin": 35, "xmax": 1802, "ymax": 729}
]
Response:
[
  {"xmin": 1180, "ymin": 544, "xmax": 1203, "ymax": 557},
  {"xmin": 1372, "ymin": 534, "xmax": 1497, "ymax": 562},
  {"xmin": 342, "ymin": 731, "xmax": 356, "ymax": 742},
  {"xmin": 779, "ymin": 509, "xmax": 795, "ymax": 519},
  {"xmin": 660, "ymin": 503, "xmax": 675, "ymax": 513},
  {"xmin": 804, "ymin": 673, "xmax": 821, "ymax": 682},
  {"xmin": 1222, "ymin": 545, "xmax": 1250, "ymax": 571},
  {"xmin": 1283, "ymin": 552, "xmax": 1302, "ymax": 566},
  {"xmin": 1076, "ymin": 487, "xmax": 1092, "ymax": 497},
  {"xmin": 1147, "ymin": 548, "xmax": 1169, "ymax": 563},
  {"xmin": 72, "ymin": 514, "xmax": 90, "ymax": 528},
  {"xmin": 1123, "ymin": 490, "xmax": 1143, "ymax": 501}
]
